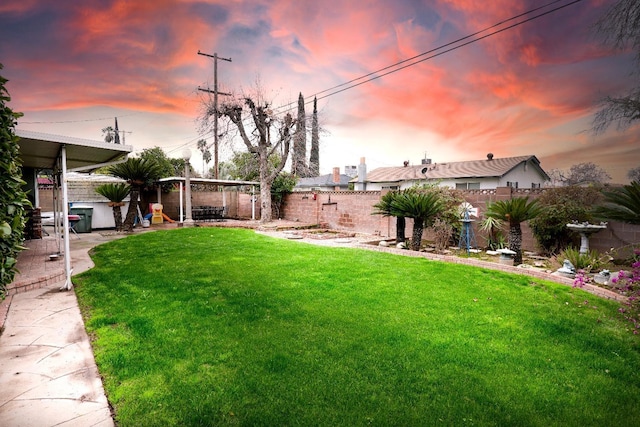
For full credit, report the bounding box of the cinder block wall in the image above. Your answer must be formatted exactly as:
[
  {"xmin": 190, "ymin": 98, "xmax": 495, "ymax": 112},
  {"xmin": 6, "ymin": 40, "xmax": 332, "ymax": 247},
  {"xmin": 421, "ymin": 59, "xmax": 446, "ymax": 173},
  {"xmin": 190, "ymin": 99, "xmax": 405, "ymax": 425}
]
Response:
[{"xmin": 282, "ymin": 189, "xmax": 639, "ymax": 254}]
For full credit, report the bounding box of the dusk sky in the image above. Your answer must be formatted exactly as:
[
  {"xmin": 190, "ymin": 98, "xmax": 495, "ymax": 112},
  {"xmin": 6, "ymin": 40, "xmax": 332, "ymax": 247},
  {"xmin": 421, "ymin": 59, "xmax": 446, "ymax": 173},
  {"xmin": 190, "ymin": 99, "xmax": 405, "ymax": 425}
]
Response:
[{"xmin": 1, "ymin": 0, "xmax": 638, "ymax": 183}]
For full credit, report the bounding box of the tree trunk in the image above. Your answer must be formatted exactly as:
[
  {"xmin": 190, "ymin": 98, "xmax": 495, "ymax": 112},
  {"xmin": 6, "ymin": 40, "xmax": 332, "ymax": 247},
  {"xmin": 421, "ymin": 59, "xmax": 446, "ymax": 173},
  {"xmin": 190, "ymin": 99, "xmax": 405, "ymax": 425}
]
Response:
[
  {"xmin": 122, "ymin": 187, "xmax": 139, "ymax": 232},
  {"xmin": 411, "ymin": 219, "xmax": 424, "ymax": 251},
  {"xmin": 396, "ymin": 216, "xmax": 406, "ymax": 242},
  {"xmin": 509, "ymin": 222, "xmax": 523, "ymax": 264},
  {"xmin": 112, "ymin": 206, "xmax": 124, "ymax": 232},
  {"xmin": 260, "ymin": 180, "xmax": 273, "ymax": 222}
]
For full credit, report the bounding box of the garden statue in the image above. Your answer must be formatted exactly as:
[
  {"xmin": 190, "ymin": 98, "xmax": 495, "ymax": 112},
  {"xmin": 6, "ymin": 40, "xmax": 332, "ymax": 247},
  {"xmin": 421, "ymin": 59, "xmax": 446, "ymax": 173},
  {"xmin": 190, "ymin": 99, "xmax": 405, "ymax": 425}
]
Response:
[{"xmin": 556, "ymin": 259, "xmax": 576, "ymax": 278}]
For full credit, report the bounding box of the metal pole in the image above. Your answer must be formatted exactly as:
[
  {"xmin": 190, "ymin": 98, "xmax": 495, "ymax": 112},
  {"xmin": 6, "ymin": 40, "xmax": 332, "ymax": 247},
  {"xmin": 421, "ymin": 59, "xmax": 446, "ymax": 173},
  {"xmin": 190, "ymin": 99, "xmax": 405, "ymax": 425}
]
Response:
[
  {"xmin": 214, "ymin": 53, "xmax": 219, "ymax": 180},
  {"xmin": 184, "ymin": 160, "xmax": 193, "ymax": 226},
  {"xmin": 179, "ymin": 182, "xmax": 184, "ymax": 223},
  {"xmin": 60, "ymin": 145, "xmax": 73, "ymax": 290}
]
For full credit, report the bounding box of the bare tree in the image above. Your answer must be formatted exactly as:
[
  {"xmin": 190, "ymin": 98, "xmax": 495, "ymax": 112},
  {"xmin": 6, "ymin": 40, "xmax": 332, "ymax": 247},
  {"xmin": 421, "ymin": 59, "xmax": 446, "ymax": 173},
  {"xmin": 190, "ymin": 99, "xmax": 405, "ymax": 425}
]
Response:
[
  {"xmin": 218, "ymin": 96, "xmax": 294, "ymax": 222},
  {"xmin": 565, "ymin": 162, "xmax": 611, "ymax": 186},
  {"xmin": 593, "ymin": 0, "xmax": 640, "ymax": 134},
  {"xmin": 628, "ymin": 166, "xmax": 640, "ymax": 182}
]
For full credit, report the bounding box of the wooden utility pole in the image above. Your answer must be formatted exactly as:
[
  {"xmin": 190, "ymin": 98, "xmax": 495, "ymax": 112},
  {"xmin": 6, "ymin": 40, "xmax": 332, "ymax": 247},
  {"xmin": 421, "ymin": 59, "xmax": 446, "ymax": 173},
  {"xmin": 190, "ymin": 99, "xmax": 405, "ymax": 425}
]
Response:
[{"xmin": 197, "ymin": 51, "xmax": 232, "ymax": 180}]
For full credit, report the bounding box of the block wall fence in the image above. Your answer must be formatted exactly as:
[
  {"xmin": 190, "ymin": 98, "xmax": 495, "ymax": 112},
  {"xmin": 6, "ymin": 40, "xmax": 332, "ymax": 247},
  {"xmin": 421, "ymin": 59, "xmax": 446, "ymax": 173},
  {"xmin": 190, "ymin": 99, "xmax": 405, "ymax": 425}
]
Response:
[
  {"xmin": 39, "ymin": 185, "xmax": 639, "ymax": 255},
  {"xmin": 281, "ymin": 187, "xmax": 639, "ymax": 255}
]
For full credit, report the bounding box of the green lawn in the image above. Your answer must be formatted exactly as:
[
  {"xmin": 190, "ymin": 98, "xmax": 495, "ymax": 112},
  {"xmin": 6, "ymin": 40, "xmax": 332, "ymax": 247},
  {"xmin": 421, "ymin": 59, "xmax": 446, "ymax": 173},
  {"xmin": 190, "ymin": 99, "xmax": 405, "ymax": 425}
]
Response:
[{"xmin": 75, "ymin": 228, "xmax": 640, "ymax": 426}]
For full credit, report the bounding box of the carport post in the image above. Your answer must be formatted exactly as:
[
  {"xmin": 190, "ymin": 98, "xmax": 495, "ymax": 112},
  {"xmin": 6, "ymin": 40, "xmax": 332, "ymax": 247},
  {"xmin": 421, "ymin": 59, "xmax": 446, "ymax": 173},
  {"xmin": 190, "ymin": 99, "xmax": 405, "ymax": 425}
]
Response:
[{"xmin": 60, "ymin": 145, "xmax": 73, "ymax": 290}]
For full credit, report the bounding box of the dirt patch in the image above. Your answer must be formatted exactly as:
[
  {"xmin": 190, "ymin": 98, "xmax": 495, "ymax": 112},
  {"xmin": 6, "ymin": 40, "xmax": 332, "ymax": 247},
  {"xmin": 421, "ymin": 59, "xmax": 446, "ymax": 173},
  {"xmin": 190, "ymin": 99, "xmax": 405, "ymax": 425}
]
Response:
[{"xmin": 301, "ymin": 229, "xmax": 356, "ymax": 240}]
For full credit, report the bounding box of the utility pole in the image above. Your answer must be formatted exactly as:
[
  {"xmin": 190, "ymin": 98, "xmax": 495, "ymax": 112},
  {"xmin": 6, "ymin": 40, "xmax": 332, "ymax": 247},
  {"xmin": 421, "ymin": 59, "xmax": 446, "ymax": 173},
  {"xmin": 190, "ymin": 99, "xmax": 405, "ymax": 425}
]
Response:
[{"xmin": 197, "ymin": 50, "xmax": 232, "ymax": 180}]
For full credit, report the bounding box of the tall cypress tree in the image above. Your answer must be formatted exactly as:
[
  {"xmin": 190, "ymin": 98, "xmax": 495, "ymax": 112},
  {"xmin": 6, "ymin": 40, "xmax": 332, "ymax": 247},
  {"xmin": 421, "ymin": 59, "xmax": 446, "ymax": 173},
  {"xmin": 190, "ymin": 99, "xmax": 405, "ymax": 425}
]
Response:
[
  {"xmin": 292, "ymin": 92, "xmax": 307, "ymax": 176},
  {"xmin": 309, "ymin": 96, "xmax": 320, "ymax": 177}
]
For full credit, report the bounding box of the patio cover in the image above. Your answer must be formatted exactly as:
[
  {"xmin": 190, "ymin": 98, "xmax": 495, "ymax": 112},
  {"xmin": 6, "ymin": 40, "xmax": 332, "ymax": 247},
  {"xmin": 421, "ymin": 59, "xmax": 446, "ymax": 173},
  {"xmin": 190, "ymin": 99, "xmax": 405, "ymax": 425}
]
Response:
[
  {"xmin": 17, "ymin": 129, "xmax": 133, "ymax": 290},
  {"xmin": 158, "ymin": 176, "xmax": 260, "ymax": 221}
]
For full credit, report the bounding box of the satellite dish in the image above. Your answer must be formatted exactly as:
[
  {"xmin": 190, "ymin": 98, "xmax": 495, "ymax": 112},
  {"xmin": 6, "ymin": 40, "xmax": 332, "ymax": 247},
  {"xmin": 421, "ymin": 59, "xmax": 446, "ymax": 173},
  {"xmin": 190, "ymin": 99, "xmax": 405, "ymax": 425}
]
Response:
[
  {"xmin": 459, "ymin": 202, "xmax": 478, "ymax": 218},
  {"xmin": 104, "ymin": 133, "xmax": 113, "ymax": 143}
]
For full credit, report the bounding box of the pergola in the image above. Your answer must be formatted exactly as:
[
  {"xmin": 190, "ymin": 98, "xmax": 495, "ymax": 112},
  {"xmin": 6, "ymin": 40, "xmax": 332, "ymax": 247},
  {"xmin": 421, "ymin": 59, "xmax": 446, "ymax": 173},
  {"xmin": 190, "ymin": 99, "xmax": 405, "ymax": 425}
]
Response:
[
  {"xmin": 17, "ymin": 129, "xmax": 132, "ymax": 290},
  {"xmin": 157, "ymin": 177, "xmax": 260, "ymax": 221}
]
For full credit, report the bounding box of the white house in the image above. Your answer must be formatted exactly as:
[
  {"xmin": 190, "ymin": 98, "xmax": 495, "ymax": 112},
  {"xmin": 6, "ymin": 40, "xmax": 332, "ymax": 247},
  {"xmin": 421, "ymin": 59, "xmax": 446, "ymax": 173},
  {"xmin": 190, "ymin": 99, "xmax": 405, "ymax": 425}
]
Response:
[{"xmin": 354, "ymin": 154, "xmax": 550, "ymax": 191}]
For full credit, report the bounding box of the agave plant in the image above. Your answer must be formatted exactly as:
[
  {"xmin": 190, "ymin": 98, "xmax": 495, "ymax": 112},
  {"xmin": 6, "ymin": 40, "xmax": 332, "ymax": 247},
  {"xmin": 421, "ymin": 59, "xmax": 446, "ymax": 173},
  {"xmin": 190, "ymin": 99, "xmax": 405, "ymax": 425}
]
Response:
[
  {"xmin": 95, "ymin": 183, "xmax": 130, "ymax": 231},
  {"xmin": 485, "ymin": 197, "xmax": 541, "ymax": 264},
  {"xmin": 593, "ymin": 181, "xmax": 640, "ymax": 225}
]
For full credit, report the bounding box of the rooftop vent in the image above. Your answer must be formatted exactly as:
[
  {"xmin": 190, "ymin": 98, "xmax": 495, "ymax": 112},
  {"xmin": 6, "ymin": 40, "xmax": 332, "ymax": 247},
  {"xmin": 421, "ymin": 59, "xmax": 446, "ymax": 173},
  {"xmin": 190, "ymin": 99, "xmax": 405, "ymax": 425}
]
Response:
[{"xmin": 487, "ymin": 153, "xmax": 494, "ymax": 161}]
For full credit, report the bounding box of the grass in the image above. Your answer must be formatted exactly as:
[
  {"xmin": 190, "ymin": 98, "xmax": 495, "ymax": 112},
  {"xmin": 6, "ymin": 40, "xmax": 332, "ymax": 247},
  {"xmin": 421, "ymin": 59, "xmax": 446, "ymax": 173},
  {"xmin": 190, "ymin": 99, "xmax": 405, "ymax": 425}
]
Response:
[{"xmin": 74, "ymin": 228, "xmax": 640, "ymax": 426}]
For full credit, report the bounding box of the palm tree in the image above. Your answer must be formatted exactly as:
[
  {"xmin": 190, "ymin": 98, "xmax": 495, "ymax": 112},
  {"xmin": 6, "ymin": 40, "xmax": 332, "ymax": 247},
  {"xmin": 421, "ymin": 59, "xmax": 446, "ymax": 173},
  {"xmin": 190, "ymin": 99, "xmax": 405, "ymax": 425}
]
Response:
[
  {"xmin": 108, "ymin": 158, "xmax": 163, "ymax": 232},
  {"xmin": 389, "ymin": 190, "xmax": 444, "ymax": 251},
  {"xmin": 95, "ymin": 183, "xmax": 130, "ymax": 231},
  {"xmin": 372, "ymin": 191, "xmax": 406, "ymax": 243},
  {"xmin": 593, "ymin": 181, "xmax": 640, "ymax": 225},
  {"xmin": 485, "ymin": 197, "xmax": 541, "ymax": 264}
]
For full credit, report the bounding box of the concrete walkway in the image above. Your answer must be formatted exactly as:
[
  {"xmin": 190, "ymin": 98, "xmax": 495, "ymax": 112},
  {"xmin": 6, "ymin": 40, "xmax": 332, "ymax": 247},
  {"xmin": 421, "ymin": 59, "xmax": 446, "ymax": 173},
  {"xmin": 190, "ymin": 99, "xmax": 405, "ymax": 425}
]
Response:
[{"xmin": 0, "ymin": 230, "xmax": 136, "ymax": 427}]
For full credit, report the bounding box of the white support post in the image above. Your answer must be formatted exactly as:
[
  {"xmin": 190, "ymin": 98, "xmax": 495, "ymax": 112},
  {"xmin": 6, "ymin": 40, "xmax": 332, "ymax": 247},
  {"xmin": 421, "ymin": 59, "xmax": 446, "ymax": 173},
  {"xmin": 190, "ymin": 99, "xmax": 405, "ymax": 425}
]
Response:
[{"xmin": 60, "ymin": 145, "xmax": 73, "ymax": 290}]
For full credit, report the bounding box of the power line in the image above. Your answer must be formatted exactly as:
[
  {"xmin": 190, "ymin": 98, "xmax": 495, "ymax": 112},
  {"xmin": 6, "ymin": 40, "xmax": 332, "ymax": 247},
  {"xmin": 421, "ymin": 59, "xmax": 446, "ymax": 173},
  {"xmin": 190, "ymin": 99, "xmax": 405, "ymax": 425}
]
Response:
[
  {"xmin": 20, "ymin": 112, "xmax": 142, "ymax": 124},
  {"xmin": 270, "ymin": 0, "xmax": 584, "ymax": 115}
]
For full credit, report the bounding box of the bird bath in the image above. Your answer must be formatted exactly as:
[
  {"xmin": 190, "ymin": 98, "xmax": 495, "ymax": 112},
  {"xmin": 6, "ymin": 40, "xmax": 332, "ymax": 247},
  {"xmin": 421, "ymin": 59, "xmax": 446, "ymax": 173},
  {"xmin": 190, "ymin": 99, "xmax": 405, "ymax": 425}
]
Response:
[{"xmin": 566, "ymin": 222, "xmax": 607, "ymax": 254}]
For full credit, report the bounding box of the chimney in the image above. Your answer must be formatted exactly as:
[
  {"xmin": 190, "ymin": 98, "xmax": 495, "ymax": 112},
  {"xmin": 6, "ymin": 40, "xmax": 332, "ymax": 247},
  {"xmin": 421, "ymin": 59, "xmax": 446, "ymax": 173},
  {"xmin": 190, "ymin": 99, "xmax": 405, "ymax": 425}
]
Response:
[
  {"xmin": 332, "ymin": 167, "xmax": 340, "ymax": 190},
  {"xmin": 487, "ymin": 153, "xmax": 494, "ymax": 161},
  {"xmin": 356, "ymin": 157, "xmax": 367, "ymax": 191}
]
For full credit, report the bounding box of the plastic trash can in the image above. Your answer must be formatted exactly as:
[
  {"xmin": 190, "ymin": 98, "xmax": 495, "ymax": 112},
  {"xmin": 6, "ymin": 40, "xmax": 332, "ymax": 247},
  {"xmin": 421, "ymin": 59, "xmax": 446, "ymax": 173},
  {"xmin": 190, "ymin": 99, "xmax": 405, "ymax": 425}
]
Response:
[{"xmin": 69, "ymin": 206, "xmax": 93, "ymax": 233}]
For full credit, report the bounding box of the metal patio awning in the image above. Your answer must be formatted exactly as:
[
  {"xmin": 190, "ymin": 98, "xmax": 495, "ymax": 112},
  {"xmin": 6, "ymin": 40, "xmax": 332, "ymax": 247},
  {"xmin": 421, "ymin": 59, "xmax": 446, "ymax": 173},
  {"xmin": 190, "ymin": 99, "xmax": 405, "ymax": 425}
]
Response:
[
  {"xmin": 17, "ymin": 129, "xmax": 133, "ymax": 290},
  {"xmin": 17, "ymin": 129, "xmax": 132, "ymax": 171}
]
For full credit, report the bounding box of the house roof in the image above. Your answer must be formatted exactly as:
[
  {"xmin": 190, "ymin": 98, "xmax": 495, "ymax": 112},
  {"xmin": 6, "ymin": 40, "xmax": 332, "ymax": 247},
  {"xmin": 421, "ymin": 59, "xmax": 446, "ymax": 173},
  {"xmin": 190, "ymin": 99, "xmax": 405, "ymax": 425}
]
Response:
[
  {"xmin": 296, "ymin": 173, "xmax": 352, "ymax": 188},
  {"xmin": 361, "ymin": 155, "xmax": 549, "ymax": 183}
]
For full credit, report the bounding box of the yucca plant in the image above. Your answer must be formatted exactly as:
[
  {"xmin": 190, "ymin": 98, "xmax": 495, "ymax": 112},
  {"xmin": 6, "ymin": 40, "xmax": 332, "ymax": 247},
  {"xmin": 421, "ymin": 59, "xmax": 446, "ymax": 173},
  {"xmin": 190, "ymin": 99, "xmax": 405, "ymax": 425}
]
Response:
[
  {"xmin": 95, "ymin": 183, "xmax": 130, "ymax": 231},
  {"xmin": 593, "ymin": 181, "xmax": 640, "ymax": 225},
  {"xmin": 485, "ymin": 197, "xmax": 541, "ymax": 264},
  {"xmin": 479, "ymin": 215, "xmax": 505, "ymax": 250}
]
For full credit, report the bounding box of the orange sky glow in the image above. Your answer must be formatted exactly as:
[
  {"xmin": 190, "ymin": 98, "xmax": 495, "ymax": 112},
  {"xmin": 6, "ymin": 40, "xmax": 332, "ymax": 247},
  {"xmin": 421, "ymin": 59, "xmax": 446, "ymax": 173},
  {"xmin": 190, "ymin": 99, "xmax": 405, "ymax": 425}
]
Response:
[{"xmin": 1, "ymin": 0, "xmax": 638, "ymax": 183}]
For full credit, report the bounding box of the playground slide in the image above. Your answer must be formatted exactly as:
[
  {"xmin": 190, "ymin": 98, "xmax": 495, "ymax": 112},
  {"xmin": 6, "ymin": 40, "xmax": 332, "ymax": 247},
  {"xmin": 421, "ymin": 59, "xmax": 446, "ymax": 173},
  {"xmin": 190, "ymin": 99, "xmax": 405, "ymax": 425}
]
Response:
[{"xmin": 143, "ymin": 213, "xmax": 176, "ymax": 223}]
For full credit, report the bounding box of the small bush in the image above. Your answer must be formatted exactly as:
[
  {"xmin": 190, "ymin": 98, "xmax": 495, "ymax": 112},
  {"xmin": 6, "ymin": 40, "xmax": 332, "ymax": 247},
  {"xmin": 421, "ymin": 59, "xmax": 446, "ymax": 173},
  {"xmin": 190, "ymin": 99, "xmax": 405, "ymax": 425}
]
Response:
[
  {"xmin": 558, "ymin": 247, "xmax": 606, "ymax": 272},
  {"xmin": 608, "ymin": 250, "xmax": 640, "ymax": 334},
  {"xmin": 530, "ymin": 186, "xmax": 602, "ymax": 255}
]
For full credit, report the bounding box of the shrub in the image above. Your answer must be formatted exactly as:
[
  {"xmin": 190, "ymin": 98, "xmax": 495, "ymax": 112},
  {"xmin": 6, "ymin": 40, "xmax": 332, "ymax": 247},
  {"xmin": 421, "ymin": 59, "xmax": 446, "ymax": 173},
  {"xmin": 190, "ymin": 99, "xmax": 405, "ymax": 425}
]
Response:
[
  {"xmin": 610, "ymin": 249, "xmax": 640, "ymax": 334},
  {"xmin": 558, "ymin": 247, "xmax": 604, "ymax": 272},
  {"xmin": 0, "ymin": 64, "xmax": 29, "ymax": 296},
  {"xmin": 530, "ymin": 186, "xmax": 602, "ymax": 255}
]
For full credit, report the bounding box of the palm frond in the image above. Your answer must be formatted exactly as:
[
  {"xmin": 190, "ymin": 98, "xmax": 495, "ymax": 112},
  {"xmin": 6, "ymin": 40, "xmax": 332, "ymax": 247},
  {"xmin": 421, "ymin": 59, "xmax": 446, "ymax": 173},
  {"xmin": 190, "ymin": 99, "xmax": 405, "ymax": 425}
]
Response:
[
  {"xmin": 593, "ymin": 181, "xmax": 640, "ymax": 224},
  {"xmin": 95, "ymin": 183, "xmax": 130, "ymax": 203},
  {"xmin": 485, "ymin": 197, "xmax": 541, "ymax": 224}
]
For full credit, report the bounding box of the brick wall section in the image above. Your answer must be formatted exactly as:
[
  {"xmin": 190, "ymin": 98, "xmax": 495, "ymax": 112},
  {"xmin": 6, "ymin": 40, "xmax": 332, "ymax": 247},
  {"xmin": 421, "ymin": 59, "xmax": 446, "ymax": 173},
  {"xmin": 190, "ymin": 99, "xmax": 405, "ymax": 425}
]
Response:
[
  {"xmin": 283, "ymin": 191, "xmax": 393, "ymax": 236},
  {"xmin": 590, "ymin": 221, "xmax": 640, "ymax": 258},
  {"xmin": 282, "ymin": 189, "xmax": 639, "ymax": 254}
]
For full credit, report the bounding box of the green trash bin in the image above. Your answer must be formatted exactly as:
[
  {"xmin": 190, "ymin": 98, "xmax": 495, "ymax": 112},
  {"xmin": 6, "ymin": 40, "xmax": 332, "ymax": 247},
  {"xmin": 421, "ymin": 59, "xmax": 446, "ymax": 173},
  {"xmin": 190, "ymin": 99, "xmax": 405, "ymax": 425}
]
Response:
[{"xmin": 69, "ymin": 205, "xmax": 93, "ymax": 233}]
